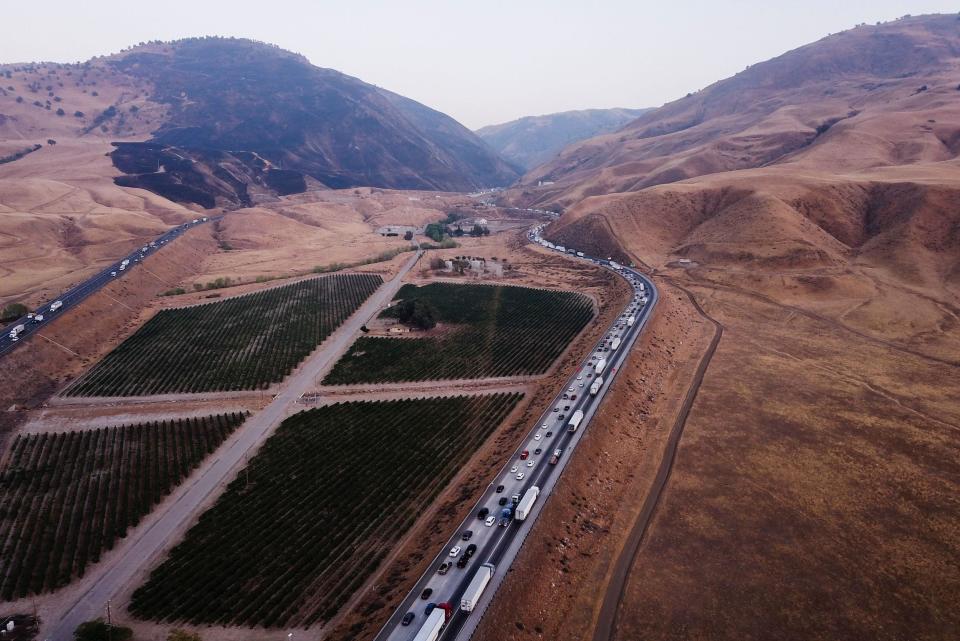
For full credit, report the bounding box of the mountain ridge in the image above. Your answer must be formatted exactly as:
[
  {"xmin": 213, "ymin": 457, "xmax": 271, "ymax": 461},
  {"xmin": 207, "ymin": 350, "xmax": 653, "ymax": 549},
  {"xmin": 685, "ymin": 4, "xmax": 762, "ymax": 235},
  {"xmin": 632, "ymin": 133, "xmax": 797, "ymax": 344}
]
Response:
[{"xmin": 476, "ymin": 107, "xmax": 650, "ymax": 170}]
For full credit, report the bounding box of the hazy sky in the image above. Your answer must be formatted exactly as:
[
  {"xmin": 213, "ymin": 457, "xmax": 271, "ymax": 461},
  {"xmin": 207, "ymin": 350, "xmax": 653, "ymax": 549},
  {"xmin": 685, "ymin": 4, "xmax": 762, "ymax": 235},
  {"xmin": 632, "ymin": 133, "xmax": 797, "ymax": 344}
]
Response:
[{"xmin": 1, "ymin": 1, "xmax": 955, "ymax": 129}]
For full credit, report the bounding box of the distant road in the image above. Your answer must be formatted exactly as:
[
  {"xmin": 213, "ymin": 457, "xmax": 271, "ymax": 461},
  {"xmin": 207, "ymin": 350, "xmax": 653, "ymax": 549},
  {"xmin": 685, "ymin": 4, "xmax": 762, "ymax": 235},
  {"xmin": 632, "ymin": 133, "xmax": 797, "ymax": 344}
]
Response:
[
  {"xmin": 375, "ymin": 229, "xmax": 658, "ymax": 641},
  {"xmin": 0, "ymin": 216, "xmax": 216, "ymax": 360},
  {"xmin": 47, "ymin": 249, "xmax": 423, "ymax": 641}
]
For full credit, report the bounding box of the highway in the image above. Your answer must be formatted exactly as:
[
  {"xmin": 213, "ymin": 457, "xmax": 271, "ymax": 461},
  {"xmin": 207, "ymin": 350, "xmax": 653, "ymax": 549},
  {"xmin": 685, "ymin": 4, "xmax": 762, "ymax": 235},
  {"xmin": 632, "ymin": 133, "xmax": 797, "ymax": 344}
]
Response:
[
  {"xmin": 0, "ymin": 216, "xmax": 216, "ymax": 359},
  {"xmin": 375, "ymin": 226, "xmax": 658, "ymax": 641}
]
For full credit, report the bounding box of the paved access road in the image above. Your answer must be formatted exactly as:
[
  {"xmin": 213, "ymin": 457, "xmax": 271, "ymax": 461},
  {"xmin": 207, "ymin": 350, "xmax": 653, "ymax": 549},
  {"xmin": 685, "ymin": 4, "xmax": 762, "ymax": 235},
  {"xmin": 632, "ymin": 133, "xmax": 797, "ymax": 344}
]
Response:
[
  {"xmin": 0, "ymin": 216, "xmax": 216, "ymax": 359},
  {"xmin": 376, "ymin": 227, "xmax": 657, "ymax": 641},
  {"xmin": 47, "ymin": 250, "xmax": 425, "ymax": 641}
]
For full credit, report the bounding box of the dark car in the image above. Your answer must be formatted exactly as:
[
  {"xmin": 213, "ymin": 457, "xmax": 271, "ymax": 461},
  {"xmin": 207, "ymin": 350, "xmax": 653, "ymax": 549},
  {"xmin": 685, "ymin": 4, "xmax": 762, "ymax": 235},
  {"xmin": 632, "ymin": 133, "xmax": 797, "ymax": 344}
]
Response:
[
  {"xmin": 402, "ymin": 612, "xmax": 415, "ymax": 626},
  {"xmin": 571, "ymin": 394, "xmax": 577, "ymax": 400},
  {"xmin": 477, "ymin": 507, "xmax": 489, "ymax": 519},
  {"xmin": 499, "ymin": 497, "xmax": 508, "ymax": 505},
  {"xmin": 456, "ymin": 555, "xmax": 469, "ymax": 569},
  {"xmin": 546, "ymin": 431, "xmax": 553, "ymax": 437},
  {"xmin": 462, "ymin": 530, "xmax": 473, "ymax": 541},
  {"xmin": 438, "ymin": 562, "xmax": 450, "ymax": 575},
  {"xmin": 534, "ymin": 448, "xmax": 542, "ymax": 455},
  {"xmin": 425, "ymin": 602, "xmax": 436, "ymax": 615},
  {"xmin": 558, "ymin": 414, "xmax": 566, "ymax": 421},
  {"xmin": 466, "ymin": 544, "xmax": 477, "ymax": 555},
  {"xmin": 495, "ymin": 484, "xmax": 504, "ymax": 493},
  {"xmin": 564, "ymin": 405, "xmax": 570, "ymax": 411},
  {"xmin": 421, "ymin": 588, "xmax": 433, "ymax": 600}
]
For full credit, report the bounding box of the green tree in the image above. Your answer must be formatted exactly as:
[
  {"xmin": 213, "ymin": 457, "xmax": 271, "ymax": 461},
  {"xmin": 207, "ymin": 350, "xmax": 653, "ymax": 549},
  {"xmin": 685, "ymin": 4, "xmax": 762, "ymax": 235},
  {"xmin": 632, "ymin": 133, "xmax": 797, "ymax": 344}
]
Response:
[
  {"xmin": 0, "ymin": 302, "xmax": 28, "ymax": 321},
  {"xmin": 395, "ymin": 298, "xmax": 437, "ymax": 330},
  {"xmin": 74, "ymin": 619, "xmax": 133, "ymax": 641}
]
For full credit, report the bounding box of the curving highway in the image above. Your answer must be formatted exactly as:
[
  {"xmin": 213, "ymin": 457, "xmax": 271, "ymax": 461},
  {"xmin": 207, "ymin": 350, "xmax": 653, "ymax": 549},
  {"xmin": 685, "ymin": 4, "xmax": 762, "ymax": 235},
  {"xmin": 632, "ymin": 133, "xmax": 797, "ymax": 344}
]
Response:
[
  {"xmin": 0, "ymin": 216, "xmax": 216, "ymax": 359},
  {"xmin": 375, "ymin": 225, "xmax": 658, "ymax": 641}
]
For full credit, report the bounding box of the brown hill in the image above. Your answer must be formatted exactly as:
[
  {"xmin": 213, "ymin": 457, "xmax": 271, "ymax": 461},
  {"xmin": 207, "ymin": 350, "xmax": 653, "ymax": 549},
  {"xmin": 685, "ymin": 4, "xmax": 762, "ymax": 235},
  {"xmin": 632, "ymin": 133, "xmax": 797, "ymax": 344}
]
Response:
[
  {"xmin": 524, "ymin": 14, "xmax": 960, "ymax": 204},
  {"xmin": 491, "ymin": 14, "xmax": 960, "ymax": 641}
]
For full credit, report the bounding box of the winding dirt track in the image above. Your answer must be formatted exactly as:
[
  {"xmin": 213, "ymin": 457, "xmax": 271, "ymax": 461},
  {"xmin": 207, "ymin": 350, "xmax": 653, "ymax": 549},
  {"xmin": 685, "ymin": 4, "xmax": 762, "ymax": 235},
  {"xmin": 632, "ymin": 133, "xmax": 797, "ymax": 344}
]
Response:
[{"xmin": 591, "ymin": 280, "xmax": 724, "ymax": 641}]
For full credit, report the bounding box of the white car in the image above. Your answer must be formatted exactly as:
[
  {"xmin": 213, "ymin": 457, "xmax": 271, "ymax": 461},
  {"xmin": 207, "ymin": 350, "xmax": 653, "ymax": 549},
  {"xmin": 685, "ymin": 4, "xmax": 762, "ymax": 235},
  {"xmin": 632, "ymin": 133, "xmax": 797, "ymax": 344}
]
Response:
[
  {"xmin": 579, "ymin": 382, "xmax": 585, "ymax": 388},
  {"xmin": 485, "ymin": 515, "xmax": 496, "ymax": 527},
  {"xmin": 577, "ymin": 375, "xmax": 583, "ymax": 380},
  {"xmin": 534, "ymin": 433, "xmax": 542, "ymax": 440},
  {"xmin": 568, "ymin": 387, "xmax": 574, "ymax": 393},
  {"xmin": 516, "ymin": 472, "xmax": 525, "ymax": 480},
  {"xmin": 449, "ymin": 546, "xmax": 461, "ymax": 557},
  {"xmin": 541, "ymin": 423, "xmax": 548, "ymax": 429},
  {"xmin": 511, "ymin": 465, "xmax": 518, "ymax": 473},
  {"xmin": 526, "ymin": 460, "xmax": 534, "ymax": 467}
]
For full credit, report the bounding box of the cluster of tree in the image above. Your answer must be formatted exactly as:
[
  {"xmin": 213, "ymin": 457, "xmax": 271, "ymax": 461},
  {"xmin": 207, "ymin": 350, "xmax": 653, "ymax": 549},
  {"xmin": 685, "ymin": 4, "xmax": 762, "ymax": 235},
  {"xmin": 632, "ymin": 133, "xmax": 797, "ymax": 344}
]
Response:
[
  {"xmin": 75, "ymin": 621, "xmax": 202, "ymax": 641},
  {"xmin": 0, "ymin": 302, "xmax": 28, "ymax": 322},
  {"xmin": 393, "ymin": 298, "xmax": 437, "ymax": 330},
  {"xmin": 449, "ymin": 223, "xmax": 490, "ymax": 237}
]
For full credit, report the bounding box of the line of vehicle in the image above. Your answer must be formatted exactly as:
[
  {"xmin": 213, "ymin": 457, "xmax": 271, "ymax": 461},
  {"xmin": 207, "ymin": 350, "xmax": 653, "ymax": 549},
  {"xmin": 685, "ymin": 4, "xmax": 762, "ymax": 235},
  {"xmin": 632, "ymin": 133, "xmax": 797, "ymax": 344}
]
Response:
[
  {"xmin": 0, "ymin": 216, "xmax": 216, "ymax": 359},
  {"xmin": 375, "ymin": 225, "xmax": 657, "ymax": 641}
]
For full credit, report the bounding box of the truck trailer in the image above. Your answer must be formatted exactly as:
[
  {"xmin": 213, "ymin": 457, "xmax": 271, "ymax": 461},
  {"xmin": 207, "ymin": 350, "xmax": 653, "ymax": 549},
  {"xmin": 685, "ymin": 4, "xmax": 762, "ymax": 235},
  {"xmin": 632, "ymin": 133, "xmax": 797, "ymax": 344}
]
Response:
[
  {"xmin": 49, "ymin": 300, "xmax": 63, "ymax": 313},
  {"xmin": 515, "ymin": 487, "xmax": 540, "ymax": 520},
  {"xmin": 460, "ymin": 563, "xmax": 495, "ymax": 612},
  {"xmin": 590, "ymin": 377, "xmax": 604, "ymax": 396},
  {"xmin": 567, "ymin": 410, "xmax": 584, "ymax": 433},
  {"xmin": 412, "ymin": 608, "xmax": 445, "ymax": 641},
  {"xmin": 610, "ymin": 337, "xmax": 622, "ymax": 351},
  {"xmin": 627, "ymin": 315, "xmax": 636, "ymax": 327},
  {"xmin": 594, "ymin": 358, "xmax": 607, "ymax": 376}
]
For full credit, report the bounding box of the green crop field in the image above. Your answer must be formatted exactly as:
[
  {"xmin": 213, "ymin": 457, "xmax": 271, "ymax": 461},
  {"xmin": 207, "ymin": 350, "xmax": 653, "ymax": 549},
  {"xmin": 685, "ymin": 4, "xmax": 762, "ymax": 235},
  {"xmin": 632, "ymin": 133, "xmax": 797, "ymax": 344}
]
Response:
[
  {"xmin": 323, "ymin": 282, "xmax": 594, "ymax": 384},
  {"xmin": 65, "ymin": 273, "xmax": 382, "ymax": 396},
  {"xmin": 0, "ymin": 413, "xmax": 247, "ymax": 600},
  {"xmin": 128, "ymin": 393, "xmax": 522, "ymax": 627}
]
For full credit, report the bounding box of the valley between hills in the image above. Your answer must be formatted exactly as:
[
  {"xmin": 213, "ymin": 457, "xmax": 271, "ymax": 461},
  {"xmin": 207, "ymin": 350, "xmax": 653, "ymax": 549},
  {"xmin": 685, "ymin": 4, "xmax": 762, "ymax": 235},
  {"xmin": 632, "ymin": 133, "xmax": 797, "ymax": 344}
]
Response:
[{"xmin": 0, "ymin": 12, "xmax": 957, "ymax": 641}]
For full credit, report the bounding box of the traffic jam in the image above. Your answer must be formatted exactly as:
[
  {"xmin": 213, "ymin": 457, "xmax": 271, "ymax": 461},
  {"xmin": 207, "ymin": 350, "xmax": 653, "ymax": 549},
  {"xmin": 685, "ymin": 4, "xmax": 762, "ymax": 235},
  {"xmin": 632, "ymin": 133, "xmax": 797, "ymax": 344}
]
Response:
[{"xmin": 381, "ymin": 224, "xmax": 653, "ymax": 641}]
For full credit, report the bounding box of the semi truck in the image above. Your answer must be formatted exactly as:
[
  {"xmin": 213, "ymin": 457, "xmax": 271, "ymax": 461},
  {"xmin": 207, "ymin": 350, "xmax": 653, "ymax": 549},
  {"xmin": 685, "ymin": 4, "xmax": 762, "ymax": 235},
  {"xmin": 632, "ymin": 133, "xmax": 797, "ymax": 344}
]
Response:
[
  {"xmin": 460, "ymin": 563, "xmax": 495, "ymax": 612},
  {"xmin": 549, "ymin": 449, "xmax": 562, "ymax": 465},
  {"xmin": 567, "ymin": 410, "xmax": 584, "ymax": 434},
  {"xmin": 610, "ymin": 337, "xmax": 622, "ymax": 351},
  {"xmin": 590, "ymin": 377, "xmax": 604, "ymax": 396},
  {"xmin": 515, "ymin": 487, "xmax": 540, "ymax": 520},
  {"xmin": 627, "ymin": 315, "xmax": 636, "ymax": 327},
  {"xmin": 412, "ymin": 608, "xmax": 445, "ymax": 641},
  {"xmin": 49, "ymin": 300, "xmax": 63, "ymax": 313},
  {"xmin": 8, "ymin": 324, "xmax": 25, "ymax": 341},
  {"xmin": 595, "ymin": 358, "xmax": 607, "ymax": 376}
]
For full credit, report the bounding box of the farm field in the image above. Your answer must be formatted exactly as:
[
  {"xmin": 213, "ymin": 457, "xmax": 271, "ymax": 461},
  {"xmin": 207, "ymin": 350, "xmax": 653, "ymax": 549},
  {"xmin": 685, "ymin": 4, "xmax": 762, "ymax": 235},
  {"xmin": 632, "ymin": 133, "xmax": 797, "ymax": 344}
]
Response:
[
  {"xmin": 128, "ymin": 393, "xmax": 523, "ymax": 627},
  {"xmin": 64, "ymin": 273, "xmax": 382, "ymax": 397},
  {"xmin": 0, "ymin": 413, "xmax": 247, "ymax": 600},
  {"xmin": 324, "ymin": 282, "xmax": 594, "ymax": 384}
]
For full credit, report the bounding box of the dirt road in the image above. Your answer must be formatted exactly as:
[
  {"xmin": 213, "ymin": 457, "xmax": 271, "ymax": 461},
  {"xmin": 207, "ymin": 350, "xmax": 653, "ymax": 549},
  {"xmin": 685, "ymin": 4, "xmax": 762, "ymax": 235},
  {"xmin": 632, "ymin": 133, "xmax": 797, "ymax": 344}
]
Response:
[
  {"xmin": 46, "ymin": 252, "xmax": 423, "ymax": 641},
  {"xmin": 592, "ymin": 282, "xmax": 723, "ymax": 641}
]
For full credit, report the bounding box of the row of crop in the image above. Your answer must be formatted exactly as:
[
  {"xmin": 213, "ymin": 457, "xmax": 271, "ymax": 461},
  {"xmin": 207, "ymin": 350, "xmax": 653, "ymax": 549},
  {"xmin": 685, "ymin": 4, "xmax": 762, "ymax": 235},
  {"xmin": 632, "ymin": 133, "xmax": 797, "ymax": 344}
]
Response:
[
  {"xmin": 65, "ymin": 273, "xmax": 382, "ymax": 397},
  {"xmin": 0, "ymin": 413, "xmax": 247, "ymax": 600},
  {"xmin": 128, "ymin": 393, "xmax": 522, "ymax": 627},
  {"xmin": 324, "ymin": 282, "xmax": 594, "ymax": 384}
]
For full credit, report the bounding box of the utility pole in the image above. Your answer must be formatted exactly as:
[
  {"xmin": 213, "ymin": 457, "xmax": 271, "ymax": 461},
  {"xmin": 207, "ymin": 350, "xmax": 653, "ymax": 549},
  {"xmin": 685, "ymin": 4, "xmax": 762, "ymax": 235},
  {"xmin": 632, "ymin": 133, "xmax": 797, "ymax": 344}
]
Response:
[{"xmin": 105, "ymin": 600, "xmax": 112, "ymax": 641}]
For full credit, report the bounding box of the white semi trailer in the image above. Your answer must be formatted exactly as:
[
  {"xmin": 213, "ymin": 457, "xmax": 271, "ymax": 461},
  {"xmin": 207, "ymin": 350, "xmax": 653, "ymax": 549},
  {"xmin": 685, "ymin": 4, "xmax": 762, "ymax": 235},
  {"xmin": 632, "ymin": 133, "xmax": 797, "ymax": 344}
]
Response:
[
  {"xmin": 460, "ymin": 563, "xmax": 495, "ymax": 612},
  {"xmin": 413, "ymin": 608, "xmax": 445, "ymax": 641},
  {"xmin": 627, "ymin": 315, "xmax": 636, "ymax": 327},
  {"xmin": 595, "ymin": 358, "xmax": 607, "ymax": 376},
  {"xmin": 49, "ymin": 300, "xmax": 63, "ymax": 312},
  {"xmin": 590, "ymin": 377, "xmax": 604, "ymax": 395},
  {"xmin": 610, "ymin": 337, "xmax": 622, "ymax": 351},
  {"xmin": 567, "ymin": 410, "xmax": 584, "ymax": 433},
  {"xmin": 515, "ymin": 487, "xmax": 540, "ymax": 521}
]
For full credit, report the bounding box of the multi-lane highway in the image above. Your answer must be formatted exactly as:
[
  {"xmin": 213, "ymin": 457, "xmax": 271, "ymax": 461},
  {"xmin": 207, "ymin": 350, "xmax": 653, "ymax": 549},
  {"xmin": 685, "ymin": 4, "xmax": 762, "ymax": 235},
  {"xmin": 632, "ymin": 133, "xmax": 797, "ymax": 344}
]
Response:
[
  {"xmin": 376, "ymin": 225, "xmax": 658, "ymax": 641},
  {"xmin": 0, "ymin": 216, "xmax": 215, "ymax": 359}
]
